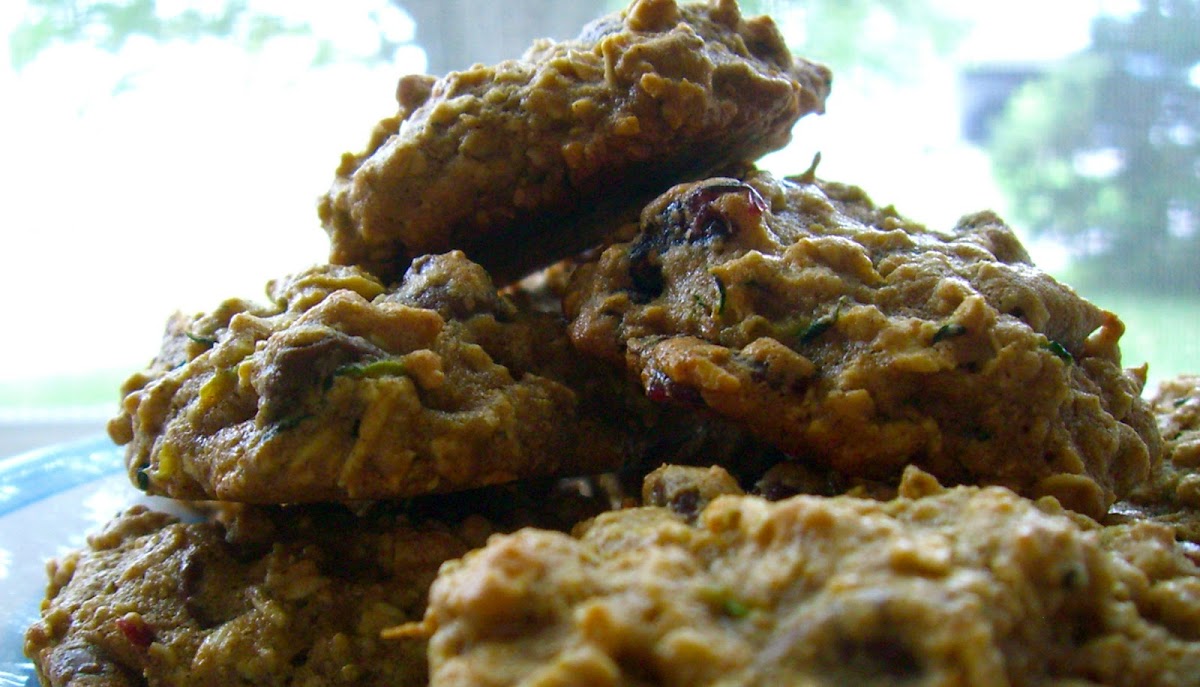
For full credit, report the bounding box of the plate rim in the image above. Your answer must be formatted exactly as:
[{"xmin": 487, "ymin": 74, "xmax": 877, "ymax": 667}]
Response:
[{"xmin": 0, "ymin": 435, "xmax": 124, "ymax": 517}]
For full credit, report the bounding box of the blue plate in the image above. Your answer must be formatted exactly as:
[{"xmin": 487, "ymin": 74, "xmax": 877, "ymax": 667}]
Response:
[{"xmin": 0, "ymin": 436, "xmax": 146, "ymax": 686}]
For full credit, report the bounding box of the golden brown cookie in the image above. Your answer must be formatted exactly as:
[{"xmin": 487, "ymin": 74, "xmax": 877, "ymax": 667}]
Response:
[
  {"xmin": 108, "ymin": 252, "xmax": 674, "ymax": 503},
  {"xmin": 23, "ymin": 504, "xmax": 459, "ymax": 687},
  {"xmin": 22, "ymin": 478, "xmax": 616, "ymax": 687},
  {"xmin": 318, "ymin": 0, "xmax": 831, "ymax": 284},
  {"xmin": 641, "ymin": 463, "xmax": 743, "ymax": 520},
  {"xmin": 564, "ymin": 168, "xmax": 1160, "ymax": 519},
  {"xmin": 408, "ymin": 467, "xmax": 1200, "ymax": 686},
  {"xmin": 1110, "ymin": 374, "xmax": 1200, "ymax": 542}
]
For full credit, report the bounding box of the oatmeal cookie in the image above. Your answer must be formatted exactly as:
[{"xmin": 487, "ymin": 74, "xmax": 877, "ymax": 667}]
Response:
[
  {"xmin": 565, "ymin": 168, "xmax": 1160, "ymax": 518},
  {"xmin": 751, "ymin": 459, "xmax": 899, "ymax": 501},
  {"xmin": 408, "ymin": 467, "xmax": 1200, "ymax": 687},
  {"xmin": 499, "ymin": 258, "xmax": 581, "ymax": 317},
  {"xmin": 317, "ymin": 0, "xmax": 831, "ymax": 284},
  {"xmin": 641, "ymin": 463, "xmax": 743, "ymax": 520},
  {"xmin": 24, "ymin": 504, "xmax": 459, "ymax": 687},
  {"xmin": 23, "ymin": 478, "xmax": 617, "ymax": 687},
  {"xmin": 1111, "ymin": 374, "xmax": 1200, "ymax": 542},
  {"xmin": 640, "ymin": 461, "xmax": 896, "ymax": 520},
  {"xmin": 108, "ymin": 252, "xmax": 669, "ymax": 503}
]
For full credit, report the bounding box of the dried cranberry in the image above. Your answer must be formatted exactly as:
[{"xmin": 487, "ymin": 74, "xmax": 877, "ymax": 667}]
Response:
[
  {"xmin": 116, "ymin": 615, "xmax": 154, "ymax": 649},
  {"xmin": 645, "ymin": 370, "xmax": 705, "ymax": 407},
  {"xmin": 683, "ymin": 181, "xmax": 767, "ymax": 243},
  {"xmin": 626, "ymin": 181, "xmax": 766, "ymax": 303},
  {"xmin": 666, "ymin": 180, "xmax": 766, "ymax": 246}
]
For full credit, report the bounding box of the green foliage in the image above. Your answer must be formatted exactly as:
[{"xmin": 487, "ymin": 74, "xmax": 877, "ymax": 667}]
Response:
[
  {"xmin": 10, "ymin": 0, "xmax": 364, "ymax": 71},
  {"xmin": 988, "ymin": 0, "xmax": 1200, "ymax": 293}
]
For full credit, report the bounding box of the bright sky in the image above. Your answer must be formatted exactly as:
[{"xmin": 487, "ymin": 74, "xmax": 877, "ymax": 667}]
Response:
[
  {"xmin": 0, "ymin": 2, "xmax": 423, "ymax": 382},
  {"xmin": 957, "ymin": 0, "xmax": 1139, "ymax": 63}
]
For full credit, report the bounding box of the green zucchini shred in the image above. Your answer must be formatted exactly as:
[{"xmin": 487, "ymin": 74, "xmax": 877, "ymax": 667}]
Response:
[
  {"xmin": 335, "ymin": 358, "xmax": 408, "ymax": 379},
  {"xmin": 932, "ymin": 323, "xmax": 967, "ymax": 344},
  {"xmin": 185, "ymin": 331, "xmax": 218, "ymax": 347}
]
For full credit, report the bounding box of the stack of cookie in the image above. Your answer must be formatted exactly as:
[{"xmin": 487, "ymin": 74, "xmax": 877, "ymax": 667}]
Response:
[{"xmin": 25, "ymin": 0, "xmax": 1200, "ymax": 685}]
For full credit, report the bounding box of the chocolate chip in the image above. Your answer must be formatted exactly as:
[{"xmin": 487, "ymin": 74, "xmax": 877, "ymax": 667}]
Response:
[
  {"xmin": 833, "ymin": 635, "xmax": 923, "ymax": 681},
  {"xmin": 258, "ymin": 331, "xmax": 384, "ymax": 423},
  {"xmin": 669, "ymin": 489, "xmax": 701, "ymax": 519},
  {"xmin": 627, "ymin": 241, "xmax": 666, "ymax": 303}
]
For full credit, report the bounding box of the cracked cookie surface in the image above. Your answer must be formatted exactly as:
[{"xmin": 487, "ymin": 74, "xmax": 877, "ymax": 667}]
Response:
[
  {"xmin": 23, "ymin": 477, "xmax": 616, "ymax": 687},
  {"xmin": 1111, "ymin": 375, "xmax": 1200, "ymax": 543},
  {"xmin": 565, "ymin": 168, "xmax": 1160, "ymax": 518},
  {"xmin": 108, "ymin": 252, "xmax": 658, "ymax": 503},
  {"xmin": 24, "ymin": 504, "xmax": 463, "ymax": 687},
  {"xmin": 412, "ymin": 467, "xmax": 1200, "ymax": 687},
  {"xmin": 318, "ymin": 0, "xmax": 831, "ymax": 284}
]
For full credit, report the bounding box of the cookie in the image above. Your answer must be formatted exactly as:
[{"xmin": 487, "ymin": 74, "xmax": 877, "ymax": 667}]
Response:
[
  {"xmin": 640, "ymin": 463, "xmax": 743, "ymax": 520},
  {"xmin": 108, "ymin": 252, "xmax": 671, "ymax": 503},
  {"xmin": 23, "ymin": 478, "xmax": 616, "ymax": 687},
  {"xmin": 408, "ymin": 467, "xmax": 1200, "ymax": 686},
  {"xmin": 317, "ymin": 0, "xmax": 831, "ymax": 284},
  {"xmin": 23, "ymin": 504, "xmax": 461, "ymax": 687},
  {"xmin": 1111, "ymin": 375, "xmax": 1200, "ymax": 543},
  {"xmin": 564, "ymin": 168, "xmax": 1161, "ymax": 519}
]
